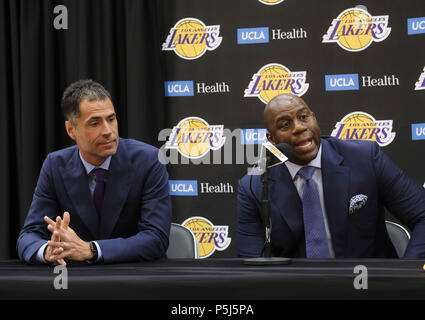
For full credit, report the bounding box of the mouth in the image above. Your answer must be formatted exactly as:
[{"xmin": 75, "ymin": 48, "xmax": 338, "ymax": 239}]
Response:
[
  {"xmin": 99, "ymin": 140, "xmax": 115, "ymax": 147},
  {"xmin": 293, "ymin": 138, "xmax": 315, "ymax": 153}
]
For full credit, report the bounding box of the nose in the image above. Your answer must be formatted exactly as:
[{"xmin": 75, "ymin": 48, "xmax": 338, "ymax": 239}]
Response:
[
  {"xmin": 101, "ymin": 120, "xmax": 113, "ymax": 136},
  {"xmin": 292, "ymin": 118, "xmax": 307, "ymax": 134}
]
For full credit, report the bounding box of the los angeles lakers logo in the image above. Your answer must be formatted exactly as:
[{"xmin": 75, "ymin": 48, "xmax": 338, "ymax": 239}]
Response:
[
  {"xmin": 331, "ymin": 112, "xmax": 396, "ymax": 146},
  {"xmin": 258, "ymin": 0, "xmax": 284, "ymax": 5},
  {"xmin": 415, "ymin": 67, "xmax": 425, "ymax": 90},
  {"xmin": 322, "ymin": 8, "xmax": 391, "ymax": 52},
  {"xmin": 162, "ymin": 18, "xmax": 222, "ymax": 60},
  {"xmin": 165, "ymin": 117, "xmax": 226, "ymax": 159},
  {"xmin": 244, "ymin": 63, "xmax": 309, "ymax": 104},
  {"xmin": 182, "ymin": 217, "xmax": 231, "ymax": 258}
]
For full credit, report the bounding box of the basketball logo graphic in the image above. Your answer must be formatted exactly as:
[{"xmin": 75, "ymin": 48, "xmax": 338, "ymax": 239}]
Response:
[
  {"xmin": 415, "ymin": 67, "xmax": 425, "ymax": 90},
  {"xmin": 182, "ymin": 217, "xmax": 231, "ymax": 258},
  {"xmin": 331, "ymin": 111, "xmax": 395, "ymax": 146},
  {"xmin": 322, "ymin": 8, "xmax": 391, "ymax": 52},
  {"xmin": 258, "ymin": 0, "xmax": 285, "ymax": 5},
  {"xmin": 162, "ymin": 18, "xmax": 222, "ymax": 60},
  {"xmin": 165, "ymin": 117, "xmax": 226, "ymax": 159},
  {"xmin": 244, "ymin": 63, "xmax": 309, "ymax": 104}
]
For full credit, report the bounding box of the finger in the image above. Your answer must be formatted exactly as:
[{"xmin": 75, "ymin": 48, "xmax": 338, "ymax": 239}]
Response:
[
  {"xmin": 55, "ymin": 216, "xmax": 62, "ymax": 230},
  {"xmin": 57, "ymin": 259, "xmax": 67, "ymax": 267},
  {"xmin": 47, "ymin": 224, "xmax": 55, "ymax": 233},
  {"xmin": 50, "ymin": 251, "xmax": 69, "ymax": 262},
  {"xmin": 62, "ymin": 212, "xmax": 70, "ymax": 230},
  {"xmin": 47, "ymin": 241, "xmax": 65, "ymax": 249},
  {"xmin": 44, "ymin": 216, "xmax": 56, "ymax": 227},
  {"xmin": 52, "ymin": 230, "xmax": 60, "ymax": 242}
]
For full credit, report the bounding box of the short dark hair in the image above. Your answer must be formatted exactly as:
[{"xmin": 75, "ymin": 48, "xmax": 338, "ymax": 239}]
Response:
[{"xmin": 61, "ymin": 79, "xmax": 112, "ymax": 125}]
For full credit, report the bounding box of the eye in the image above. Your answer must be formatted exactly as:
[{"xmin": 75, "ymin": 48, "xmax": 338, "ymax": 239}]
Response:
[
  {"xmin": 279, "ymin": 120, "xmax": 291, "ymax": 130},
  {"xmin": 299, "ymin": 112, "xmax": 310, "ymax": 121}
]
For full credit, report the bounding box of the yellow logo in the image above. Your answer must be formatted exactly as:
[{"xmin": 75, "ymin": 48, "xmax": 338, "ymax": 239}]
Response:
[
  {"xmin": 162, "ymin": 18, "xmax": 222, "ymax": 60},
  {"xmin": 244, "ymin": 63, "xmax": 309, "ymax": 104},
  {"xmin": 182, "ymin": 217, "xmax": 231, "ymax": 258},
  {"xmin": 165, "ymin": 117, "xmax": 226, "ymax": 159},
  {"xmin": 258, "ymin": 0, "xmax": 285, "ymax": 5},
  {"xmin": 322, "ymin": 8, "xmax": 391, "ymax": 52},
  {"xmin": 331, "ymin": 112, "xmax": 395, "ymax": 146}
]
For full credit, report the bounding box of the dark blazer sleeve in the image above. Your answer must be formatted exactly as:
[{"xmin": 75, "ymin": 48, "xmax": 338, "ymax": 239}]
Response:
[
  {"xmin": 16, "ymin": 154, "xmax": 59, "ymax": 263},
  {"xmin": 96, "ymin": 155, "xmax": 172, "ymax": 263},
  {"xmin": 237, "ymin": 175, "xmax": 265, "ymax": 257},
  {"xmin": 372, "ymin": 142, "xmax": 425, "ymax": 258}
]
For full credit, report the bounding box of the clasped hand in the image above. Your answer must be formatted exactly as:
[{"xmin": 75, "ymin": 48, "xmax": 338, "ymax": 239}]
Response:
[{"xmin": 44, "ymin": 212, "xmax": 93, "ymax": 267}]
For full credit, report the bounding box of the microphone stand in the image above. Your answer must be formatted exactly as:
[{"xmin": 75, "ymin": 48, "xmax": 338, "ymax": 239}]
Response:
[{"xmin": 243, "ymin": 156, "xmax": 292, "ymax": 265}]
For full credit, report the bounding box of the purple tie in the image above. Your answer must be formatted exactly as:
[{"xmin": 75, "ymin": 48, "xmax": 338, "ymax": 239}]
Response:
[
  {"xmin": 93, "ymin": 168, "xmax": 106, "ymax": 216},
  {"xmin": 298, "ymin": 166, "xmax": 330, "ymax": 258}
]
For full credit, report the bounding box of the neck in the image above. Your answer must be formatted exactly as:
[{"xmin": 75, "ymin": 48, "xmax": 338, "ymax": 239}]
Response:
[{"xmin": 80, "ymin": 152, "xmax": 106, "ymax": 167}]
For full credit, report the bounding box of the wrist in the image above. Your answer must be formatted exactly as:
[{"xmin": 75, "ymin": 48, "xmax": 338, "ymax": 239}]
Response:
[{"xmin": 86, "ymin": 241, "xmax": 97, "ymax": 262}]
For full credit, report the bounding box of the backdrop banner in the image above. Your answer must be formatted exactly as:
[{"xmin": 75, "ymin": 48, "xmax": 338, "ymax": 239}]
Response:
[{"xmin": 1, "ymin": 0, "xmax": 424, "ymax": 259}]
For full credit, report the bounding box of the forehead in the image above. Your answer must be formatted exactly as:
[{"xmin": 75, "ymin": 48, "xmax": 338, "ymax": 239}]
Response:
[
  {"xmin": 78, "ymin": 98, "xmax": 115, "ymax": 118},
  {"xmin": 269, "ymin": 97, "xmax": 309, "ymax": 119}
]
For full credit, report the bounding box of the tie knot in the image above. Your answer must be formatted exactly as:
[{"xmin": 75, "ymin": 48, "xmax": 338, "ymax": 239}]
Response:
[
  {"xmin": 93, "ymin": 168, "xmax": 105, "ymax": 182},
  {"xmin": 298, "ymin": 166, "xmax": 315, "ymax": 181}
]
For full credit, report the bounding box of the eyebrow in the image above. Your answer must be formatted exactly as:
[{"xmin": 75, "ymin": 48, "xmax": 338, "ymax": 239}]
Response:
[
  {"xmin": 86, "ymin": 112, "xmax": 116, "ymax": 123},
  {"xmin": 274, "ymin": 106, "xmax": 309, "ymax": 122}
]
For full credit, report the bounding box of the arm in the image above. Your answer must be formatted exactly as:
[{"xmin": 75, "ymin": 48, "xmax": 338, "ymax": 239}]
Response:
[
  {"xmin": 16, "ymin": 154, "xmax": 61, "ymax": 263},
  {"xmin": 372, "ymin": 143, "xmax": 425, "ymax": 258},
  {"xmin": 96, "ymin": 159, "xmax": 172, "ymax": 263},
  {"xmin": 237, "ymin": 175, "xmax": 265, "ymax": 258}
]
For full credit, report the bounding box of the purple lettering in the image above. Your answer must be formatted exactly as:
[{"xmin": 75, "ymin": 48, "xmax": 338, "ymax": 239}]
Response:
[{"xmin": 328, "ymin": 20, "xmax": 341, "ymax": 40}]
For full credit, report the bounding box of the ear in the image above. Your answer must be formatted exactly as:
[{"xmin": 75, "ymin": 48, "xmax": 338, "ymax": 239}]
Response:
[
  {"xmin": 266, "ymin": 132, "xmax": 275, "ymax": 144},
  {"xmin": 65, "ymin": 121, "xmax": 76, "ymax": 141}
]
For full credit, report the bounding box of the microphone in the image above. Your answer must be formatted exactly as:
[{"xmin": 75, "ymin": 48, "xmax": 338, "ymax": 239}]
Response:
[
  {"xmin": 243, "ymin": 142, "xmax": 293, "ymax": 266},
  {"xmin": 248, "ymin": 142, "xmax": 293, "ymax": 175},
  {"xmin": 266, "ymin": 143, "xmax": 293, "ymax": 167}
]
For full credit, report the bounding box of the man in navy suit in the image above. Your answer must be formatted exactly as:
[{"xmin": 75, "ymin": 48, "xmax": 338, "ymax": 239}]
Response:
[
  {"xmin": 17, "ymin": 80, "xmax": 172, "ymax": 265},
  {"xmin": 237, "ymin": 93, "xmax": 425, "ymax": 259}
]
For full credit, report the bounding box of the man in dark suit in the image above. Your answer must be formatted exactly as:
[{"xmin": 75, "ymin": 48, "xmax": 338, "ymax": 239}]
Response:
[
  {"xmin": 237, "ymin": 93, "xmax": 425, "ymax": 259},
  {"xmin": 17, "ymin": 80, "xmax": 172, "ymax": 265}
]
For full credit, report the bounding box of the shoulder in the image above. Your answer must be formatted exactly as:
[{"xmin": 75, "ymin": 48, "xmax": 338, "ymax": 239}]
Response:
[
  {"xmin": 118, "ymin": 138, "xmax": 161, "ymax": 164},
  {"xmin": 322, "ymin": 136, "xmax": 377, "ymax": 155},
  {"xmin": 45, "ymin": 144, "xmax": 78, "ymax": 166}
]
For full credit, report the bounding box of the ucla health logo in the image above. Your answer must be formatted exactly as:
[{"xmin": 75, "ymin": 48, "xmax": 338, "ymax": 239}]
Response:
[
  {"xmin": 165, "ymin": 117, "xmax": 226, "ymax": 159},
  {"xmin": 408, "ymin": 17, "xmax": 425, "ymax": 35},
  {"xmin": 412, "ymin": 123, "xmax": 425, "ymax": 141},
  {"xmin": 331, "ymin": 112, "xmax": 395, "ymax": 147},
  {"xmin": 415, "ymin": 67, "xmax": 425, "ymax": 90},
  {"xmin": 241, "ymin": 129, "xmax": 268, "ymax": 144},
  {"xmin": 325, "ymin": 74, "xmax": 359, "ymax": 91},
  {"xmin": 182, "ymin": 216, "xmax": 231, "ymax": 258},
  {"xmin": 258, "ymin": 0, "xmax": 284, "ymax": 5},
  {"xmin": 164, "ymin": 81, "xmax": 194, "ymax": 96},
  {"xmin": 244, "ymin": 63, "xmax": 309, "ymax": 104},
  {"xmin": 162, "ymin": 18, "xmax": 222, "ymax": 60},
  {"xmin": 322, "ymin": 8, "xmax": 391, "ymax": 52},
  {"xmin": 237, "ymin": 27, "xmax": 269, "ymax": 44},
  {"xmin": 169, "ymin": 180, "xmax": 198, "ymax": 196}
]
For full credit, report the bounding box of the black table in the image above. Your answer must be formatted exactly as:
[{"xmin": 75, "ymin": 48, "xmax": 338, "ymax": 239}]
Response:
[{"xmin": 0, "ymin": 258, "xmax": 424, "ymax": 300}]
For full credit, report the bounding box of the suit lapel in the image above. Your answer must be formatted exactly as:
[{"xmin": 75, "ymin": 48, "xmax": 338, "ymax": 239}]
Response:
[
  {"xmin": 61, "ymin": 148, "xmax": 100, "ymax": 239},
  {"xmin": 268, "ymin": 165, "xmax": 304, "ymax": 247},
  {"xmin": 99, "ymin": 139, "xmax": 132, "ymax": 239},
  {"xmin": 321, "ymin": 139, "xmax": 350, "ymax": 258}
]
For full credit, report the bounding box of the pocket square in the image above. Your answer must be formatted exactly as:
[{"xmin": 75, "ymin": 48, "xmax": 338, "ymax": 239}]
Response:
[{"xmin": 349, "ymin": 194, "xmax": 368, "ymax": 215}]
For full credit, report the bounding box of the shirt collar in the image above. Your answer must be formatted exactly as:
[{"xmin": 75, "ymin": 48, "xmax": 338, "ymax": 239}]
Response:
[
  {"xmin": 79, "ymin": 152, "xmax": 111, "ymax": 175},
  {"xmin": 285, "ymin": 142, "xmax": 322, "ymax": 180}
]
